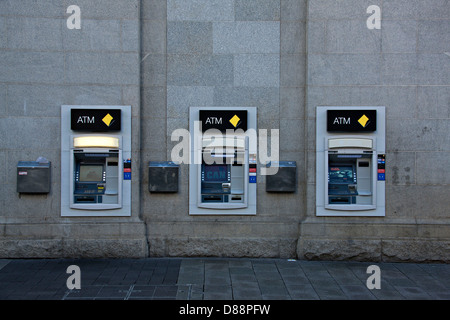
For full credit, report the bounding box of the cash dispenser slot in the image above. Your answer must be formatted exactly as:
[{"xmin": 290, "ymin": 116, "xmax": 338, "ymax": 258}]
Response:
[
  {"xmin": 202, "ymin": 195, "xmax": 223, "ymax": 202},
  {"xmin": 74, "ymin": 196, "xmax": 97, "ymax": 203},
  {"xmin": 329, "ymin": 197, "xmax": 354, "ymax": 204}
]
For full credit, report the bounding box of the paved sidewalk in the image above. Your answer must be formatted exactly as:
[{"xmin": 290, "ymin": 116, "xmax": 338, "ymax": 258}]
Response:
[{"xmin": 0, "ymin": 258, "xmax": 448, "ymax": 300}]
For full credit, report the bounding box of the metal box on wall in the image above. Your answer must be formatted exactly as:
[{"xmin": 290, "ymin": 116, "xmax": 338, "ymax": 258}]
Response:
[
  {"xmin": 17, "ymin": 161, "xmax": 51, "ymax": 194},
  {"xmin": 265, "ymin": 161, "xmax": 297, "ymax": 193},
  {"xmin": 149, "ymin": 161, "xmax": 179, "ymax": 193}
]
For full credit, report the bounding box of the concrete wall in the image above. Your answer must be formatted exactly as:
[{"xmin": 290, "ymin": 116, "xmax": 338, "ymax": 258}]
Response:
[
  {"xmin": 141, "ymin": 0, "xmax": 306, "ymax": 257},
  {"xmin": 0, "ymin": 0, "xmax": 448, "ymax": 262},
  {"xmin": 0, "ymin": 0, "xmax": 146, "ymax": 257}
]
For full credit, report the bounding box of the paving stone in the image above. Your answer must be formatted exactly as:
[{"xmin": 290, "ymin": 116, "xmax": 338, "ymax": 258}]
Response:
[
  {"xmin": 340, "ymin": 285, "xmax": 377, "ymax": 300},
  {"xmin": 232, "ymin": 286, "xmax": 263, "ymax": 300},
  {"xmin": 286, "ymin": 284, "xmax": 320, "ymax": 300},
  {"xmin": 0, "ymin": 259, "xmax": 449, "ymax": 300},
  {"xmin": 281, "ymin": 274, "xmax": 310, "ymax": 285},
  {"xmin": 204, "ymin": 284, "xmax": 233, "ymax": 300},
  {"xmin": 231, "ymin": 274, "xmax": 258, "ymax": 284},
  {"xmin": 395, "ymin": 286, "xmax": 433, "ymax": 300},
  {"xmin": 129, "ymin": 285, "xmax": 156, "ymax": 298},
  {"xmin": 154, "ymin": 285, "xmax": 179, "ymax": 298},
  {"xmin": 313, "ymin": 287, "xmax": 348, "ymax": 300},
  {"xmin": 65, "ymin": 286, "xmax": 103, "ymax": 299},
  {"xmin": 205, "ymin": 276, "xmax": 231, "ymax": 286}
]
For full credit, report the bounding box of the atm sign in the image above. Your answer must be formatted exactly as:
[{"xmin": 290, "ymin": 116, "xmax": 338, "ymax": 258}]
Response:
[
  {"xmin": 71, "ymin": 109, "xmax": 121, "ymax": 131},
  {"xmin": 327, "ymin": 110, "xmax": 377, "ymax": 132},
  {"xmin": 199, "ymin": 110, "xmax": 248, "ymax": 132}
]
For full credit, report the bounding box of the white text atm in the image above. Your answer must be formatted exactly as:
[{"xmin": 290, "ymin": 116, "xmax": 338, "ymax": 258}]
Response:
[{"xmin": 316, "ymin": 107, "xmax": 386, "ymax": 217}]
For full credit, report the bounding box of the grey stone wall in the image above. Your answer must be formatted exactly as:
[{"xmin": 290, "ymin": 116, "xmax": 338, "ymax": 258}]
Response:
[
  {"xmin": 299, "ymin": 0, "xmax": 450, "ymax": 262},
  {"xmin": 0, "ymin": 0, "xmax": 146, "ymax": 258},
  {"xmin": 141, "ymin": 0, "xmax": 306, "ymax": 257}
]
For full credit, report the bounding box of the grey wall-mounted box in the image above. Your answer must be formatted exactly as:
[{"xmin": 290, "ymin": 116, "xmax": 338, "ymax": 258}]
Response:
[
  {"xmin": 266, "ymin": 161, "xmax": 296, "ymax": 193},
  {"xmin": 17, "ymin": 161, "xmax": 51, "ymax": 194},
  {"xmin": 149, "ymin": 161, "xmax": 179, "ymax": 193}
]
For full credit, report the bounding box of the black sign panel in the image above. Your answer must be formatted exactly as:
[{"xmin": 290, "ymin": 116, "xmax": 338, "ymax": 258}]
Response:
[
  {"xmin": 327, "ymin": 110, "xmax": 377, "ymax": 132},
  {"xmin": 199, "ymin": 110, "xmax": 248, "ymax": 132},
  {"xmin": 71, "ymin": 109, "xmax": 121, "ymax": 131}
]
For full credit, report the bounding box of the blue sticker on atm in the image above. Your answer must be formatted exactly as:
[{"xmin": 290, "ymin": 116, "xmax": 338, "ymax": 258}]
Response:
[
  {"xmin": 249, "ymin": 176, "xmax": 257, "ymax": 183},
  {"xmin": 378, "ymin": 173, "xmax": 385, "ymax": 181},
  {"xmin": 124, "ymin": 159, "xmax": 131, "ymax": 180}
]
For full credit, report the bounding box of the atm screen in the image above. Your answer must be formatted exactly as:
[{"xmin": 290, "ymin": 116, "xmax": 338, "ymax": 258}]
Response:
[
  {"xmin": 203, "ymin": 164, "xmax": 229, "ymax": 182},
  {"xmin": 329, "ymin": 166, "xmax": 353, "ymax": 183},
  {"xmin": 79, "ymin": 164, "xmax": 103, "ymax": 182}
]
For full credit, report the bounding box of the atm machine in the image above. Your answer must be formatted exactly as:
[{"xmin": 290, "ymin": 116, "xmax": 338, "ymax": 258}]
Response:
[
  {"xmin": 316, "ymin": 107, "xmax": 385, "ymax": 217},
  {"xmin": 70, "ymin": 135, "xmax": 123, "ymax": 210},
  {"xmin": 189, "ymin": 107, "xmax": 257, "ymax": 215},
  {"xmin": 199, "ymin": 135, "xmax": 248, "ymax": 208},
  {"xmin": 61, "ymin": 106, "xmax": 132, "ymax": 217},
  {"xmin": 326, "ymin": 138, "xmax": 376, "ymax": 209}
]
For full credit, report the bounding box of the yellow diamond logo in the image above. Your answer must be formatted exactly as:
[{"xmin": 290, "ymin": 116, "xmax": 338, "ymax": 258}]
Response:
[
  {"xmin": 102, "ymin": 113, "xmax": 114, "ymax": 127},
  {"xmin": 358, "ymin": 115, "xmax": 369, "ymax": 128},
  {"xmin": 229, "ymin": 115, "xmax": 241, "ymax": 128}
]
